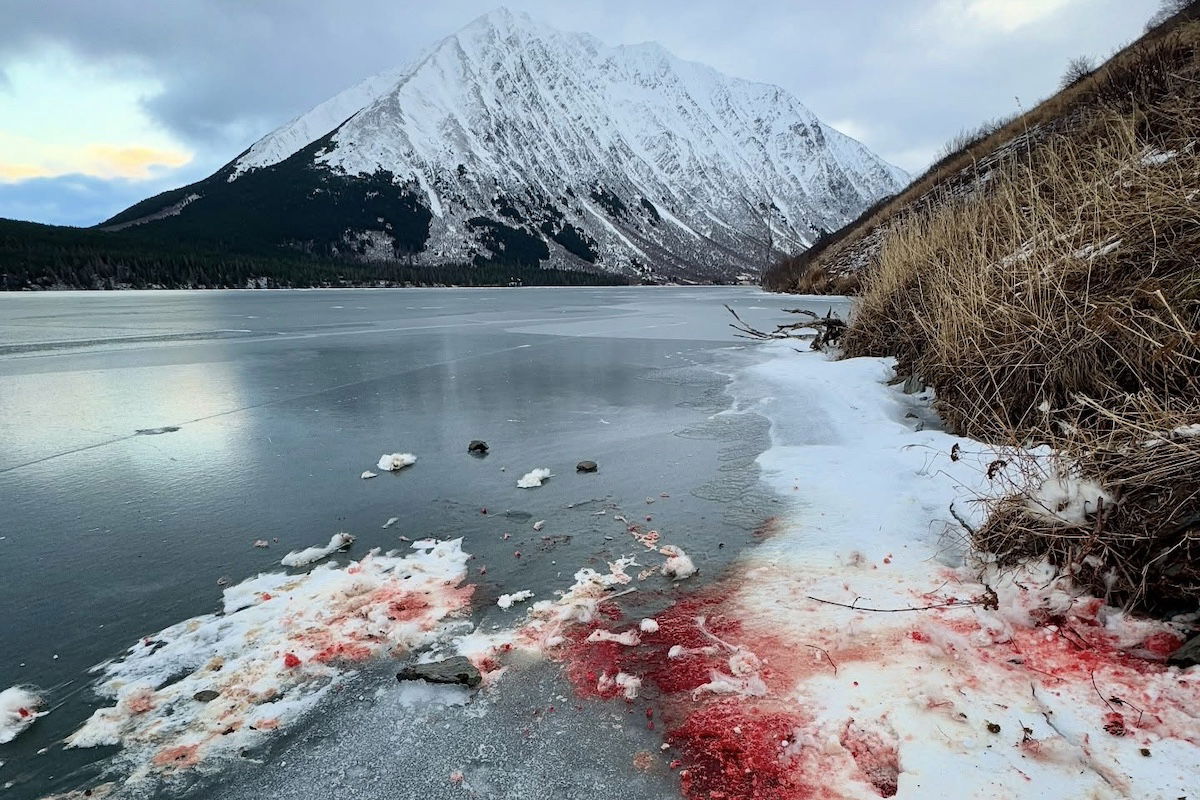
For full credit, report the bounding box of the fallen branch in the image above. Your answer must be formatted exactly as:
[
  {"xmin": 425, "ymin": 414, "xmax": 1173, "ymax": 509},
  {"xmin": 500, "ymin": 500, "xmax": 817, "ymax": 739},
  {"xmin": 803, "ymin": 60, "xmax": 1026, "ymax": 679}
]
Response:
[
  {"xmin": 725, "ymin": 304, "xmax": 847, "ymax": 351},
  {"xmin": 806, "ymin": 595, "xmax": 980, "ymax": 612}
]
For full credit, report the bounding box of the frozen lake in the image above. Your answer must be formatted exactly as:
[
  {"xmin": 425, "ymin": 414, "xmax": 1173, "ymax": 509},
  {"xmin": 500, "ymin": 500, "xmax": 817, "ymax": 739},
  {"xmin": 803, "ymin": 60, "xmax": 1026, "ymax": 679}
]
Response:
[{"xmin": 0, "ymin": 286, "xmax": 848, "ymax": 798}]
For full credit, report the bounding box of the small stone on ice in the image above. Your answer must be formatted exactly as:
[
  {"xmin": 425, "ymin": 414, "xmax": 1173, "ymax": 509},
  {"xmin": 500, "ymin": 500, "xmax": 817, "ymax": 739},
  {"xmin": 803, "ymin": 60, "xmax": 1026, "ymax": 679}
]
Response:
[
  {"xmin": 468, "ymin": 440, "xmax": 489, "ymax": 454},
  {"xmin": 397, "ymin": 656, "xmax": 481, "ymax": 688},
  {"xmin": 576, "ymin": 460, "xmax": 598, "ymax": 473},
  {"xmin": 193, "ymin": 690, "xmax": 220, "ymax": 702}
]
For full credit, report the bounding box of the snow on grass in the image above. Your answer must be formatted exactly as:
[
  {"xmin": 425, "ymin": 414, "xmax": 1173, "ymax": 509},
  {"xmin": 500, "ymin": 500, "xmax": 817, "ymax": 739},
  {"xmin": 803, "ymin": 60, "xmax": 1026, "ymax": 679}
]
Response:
[
  {"xmin": 0, "ymin": 686, "xmax": 44, "ymax": 744},
  {"xmin": 376, "ymin": 453, "xmax": 416, "ymax": 471},
  {"xmin": 66, "ymin": 539, "xmax": 473, "ymax": 787},
  {"xmin": 280, "ymin": 532, "xmax": 355, "ymax": 568},
  {"xmin": 516, "ymin": 468, "xmax": 551, "ymax": 488}
]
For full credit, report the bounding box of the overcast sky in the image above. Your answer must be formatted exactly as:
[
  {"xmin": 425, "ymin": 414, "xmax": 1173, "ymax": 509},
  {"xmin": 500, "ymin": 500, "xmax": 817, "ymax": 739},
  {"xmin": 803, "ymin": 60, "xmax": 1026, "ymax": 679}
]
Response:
[{"xmin": 0, "ymin": 0, "xmax": 1163, "ymax": 226}]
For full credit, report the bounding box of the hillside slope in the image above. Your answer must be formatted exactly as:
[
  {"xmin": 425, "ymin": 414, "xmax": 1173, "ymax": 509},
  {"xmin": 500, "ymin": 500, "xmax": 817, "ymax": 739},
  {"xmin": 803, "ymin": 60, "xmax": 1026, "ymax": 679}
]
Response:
[
  {"xmin": 763, "ymin": 2, "xmax": 1200, "ymax": 294},
  {"xmin": 776, "ymin": 5, "xmax": 1200, "ymax": 615}
]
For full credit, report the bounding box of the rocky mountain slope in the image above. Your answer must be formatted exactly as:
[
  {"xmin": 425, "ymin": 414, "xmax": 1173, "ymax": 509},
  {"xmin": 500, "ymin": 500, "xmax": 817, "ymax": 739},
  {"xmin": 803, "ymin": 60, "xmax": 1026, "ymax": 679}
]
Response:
[{"xmin": 105, "ymin": 8, "xmax": 907, "ymax": 281}]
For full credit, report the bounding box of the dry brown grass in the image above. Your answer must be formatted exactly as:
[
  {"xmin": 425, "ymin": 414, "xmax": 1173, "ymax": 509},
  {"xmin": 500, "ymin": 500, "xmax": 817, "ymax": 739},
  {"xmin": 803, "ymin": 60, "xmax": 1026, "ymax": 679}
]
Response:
[
  {"xmin": 842, "ymin": 97, "xmax": 1200, "ymax": 610},
  {"xmin": 763, "ymin": 10, "xmax": 1200, "ymax": 294}
]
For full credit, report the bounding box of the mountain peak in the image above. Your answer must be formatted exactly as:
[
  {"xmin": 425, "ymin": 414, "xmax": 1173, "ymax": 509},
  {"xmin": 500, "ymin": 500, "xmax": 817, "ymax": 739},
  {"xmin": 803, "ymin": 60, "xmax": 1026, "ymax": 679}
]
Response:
[{"xmin": 114, "ymin": 11, "xmax": 908, "ymax": 281}]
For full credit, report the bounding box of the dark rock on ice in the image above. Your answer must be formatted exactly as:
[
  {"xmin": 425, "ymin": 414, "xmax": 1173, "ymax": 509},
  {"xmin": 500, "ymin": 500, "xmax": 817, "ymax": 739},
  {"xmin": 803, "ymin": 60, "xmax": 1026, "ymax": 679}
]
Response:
[
  {"xmin": 576, "ymin": 460, "xmax": 598, "ymax": 472},
  {"xmin": 397, "ymin": 656, "xmax": 481, "ymax": 688},
  {"xmin": 193, "ymin": 690, "xmax": 221, "ymax": 702},
  {"xmin": 1169, "ymin": 635, "xmax": 1200, "ymax": 667},
  {"xmin": 468, "ymin": 440, "xmax": 489, "ymax": 455}
]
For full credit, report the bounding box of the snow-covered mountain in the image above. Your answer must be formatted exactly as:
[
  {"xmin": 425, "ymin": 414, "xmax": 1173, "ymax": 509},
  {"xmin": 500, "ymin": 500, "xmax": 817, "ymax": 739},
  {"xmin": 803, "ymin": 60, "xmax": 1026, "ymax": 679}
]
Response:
[{"xmin": 106, "ymin": 8, "xmax": 909, "ymax": 281}]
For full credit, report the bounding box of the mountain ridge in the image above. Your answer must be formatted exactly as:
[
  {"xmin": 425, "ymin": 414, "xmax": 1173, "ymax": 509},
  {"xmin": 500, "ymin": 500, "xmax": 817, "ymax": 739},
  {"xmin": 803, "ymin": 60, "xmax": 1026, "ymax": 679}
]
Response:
[{"xmin": 105, "ymin": 7, "xmax": 908, "ymax": 281}]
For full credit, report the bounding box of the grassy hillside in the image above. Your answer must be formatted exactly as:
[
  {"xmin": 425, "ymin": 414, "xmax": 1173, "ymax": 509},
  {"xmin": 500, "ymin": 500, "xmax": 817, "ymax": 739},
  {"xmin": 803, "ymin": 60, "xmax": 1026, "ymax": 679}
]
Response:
[
  {"xmin": 0, "ymin": 218, "xmax": 629, "ymax": 290},
  {"xmin": 784, "ymin": 5, "xmax": 1200, "ymax": 613},
  {"xmin": 763, "ymin": 1, "xmax": 1200, "ymax": 295}
]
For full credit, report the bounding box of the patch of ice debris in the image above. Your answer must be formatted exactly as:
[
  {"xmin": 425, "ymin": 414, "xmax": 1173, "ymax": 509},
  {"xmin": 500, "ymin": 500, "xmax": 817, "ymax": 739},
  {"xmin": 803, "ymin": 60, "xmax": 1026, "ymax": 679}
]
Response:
[
  {"xmin": 496, "ymin": 590, "xmax": 534, "ymax": 609},
  {"xmin": 516, "ymin": 468, "xmax": 551, "ymax": 488},
  {"xmin": 597, "ymin": 672, "xmax": 641, "ymax": 699},
  {"xmin": 280, "ymin": 532, "xmax": 355, "ymax": 567},
  {"xmin": 0, "ymin": 686, "xmax": 44, "ymax": 744},
  {"xmin": 659, "ymin": 545, "xmax": 697, "ymax": 580},
  {"xmin": 376, "ymin": 452, "xmax": 416, "ymax": 471},
  {"xmin": 65, "ymin": 539, "xmax": 473, "ymax": 787},
  {"xmin": 587, "ymin": 629, "xmax": 641, "ymax": 646},
  {"xmin": 360, "ymin": 470, "xmax": 377, "ymax": 479}
]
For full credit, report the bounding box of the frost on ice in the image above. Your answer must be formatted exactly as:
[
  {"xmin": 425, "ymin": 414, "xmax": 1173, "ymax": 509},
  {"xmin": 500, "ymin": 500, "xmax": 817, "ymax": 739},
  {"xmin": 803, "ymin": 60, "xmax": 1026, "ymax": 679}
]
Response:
[
  {"xmin": 66, "ymin": 539, "xmax": 473, "ymax": 785},
  {"xmin": 516, "ymin": 468, "xmax": 551, "ymax": 488},
  {"xmin": 280, "ymin": 532, "xmax": 355, "ymax": 568},
  {"xmin": 0, "ymin": 686, "xmax": 44, "ymax": 744},
  {"xmin": 376, "ymin": 452, "xmax": 417, "ymax": 471},
  {"xmin": 360, "ymin": 470, "xmax": 377, "ymax": 480}
]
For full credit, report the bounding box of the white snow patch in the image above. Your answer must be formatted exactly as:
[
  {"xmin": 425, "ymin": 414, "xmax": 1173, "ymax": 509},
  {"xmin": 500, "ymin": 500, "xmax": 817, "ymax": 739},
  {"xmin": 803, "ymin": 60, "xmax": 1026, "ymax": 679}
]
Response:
[
  {"xmin": 280, "ymin": 532, "xmax": 355, "ymax": 568},
  {"xmin": 639, "ymin": 618, "xmax": 659, "ymax": 633},
  {"xmin": 360, "ymin": 470, "xmax": 377, "ymax": 479},
  {"xmin": 376, "ymin": 453, "xmax": 417, "ymax": 471},
  {"xmin": 497, "ymin": 590, "xmax": 535, "ymax": 609},
  {"xmin": 659, "ymin": 545, "xmax": 697, "ymax": 580},
  {"xmin": 0, "ymin": 686, "xmax": 43, "ymax": 744},
  {"xmin": 1024, "ymin": 470, "xmax": 1114, "ymax": 525},
  {"xmin": 516, "ymin": 468, "xmax": 552, "ymax": 489}
]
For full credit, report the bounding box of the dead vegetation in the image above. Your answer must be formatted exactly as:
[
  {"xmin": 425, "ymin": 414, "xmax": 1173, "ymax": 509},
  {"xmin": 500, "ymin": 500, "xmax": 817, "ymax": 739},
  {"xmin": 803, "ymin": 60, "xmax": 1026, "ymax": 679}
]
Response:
[
  {"xmin": 762, "ymin": 2, "xmax": 1200, "ymax": 295},
  {"xmin": 839, "ymin": 23, "xmax": 1200, "ymax": 612}
]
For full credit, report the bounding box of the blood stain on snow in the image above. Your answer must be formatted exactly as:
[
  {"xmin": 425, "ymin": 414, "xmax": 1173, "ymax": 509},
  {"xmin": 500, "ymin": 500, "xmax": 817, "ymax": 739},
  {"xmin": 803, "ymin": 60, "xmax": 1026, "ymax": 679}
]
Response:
[
  {"xmin": 840, "ymin": 720, "xmax": 900, "ymax": 797},
  {"xmin": 667, "ymin": 700, "xmax": 812, "ymax": 800},
  {"xmin": 152, "ymin": 744, "xmax": 201, "ymax": 769},
  {"xmin": 632, "ymin": 750, "xmax": 656, "ymax": 771}
]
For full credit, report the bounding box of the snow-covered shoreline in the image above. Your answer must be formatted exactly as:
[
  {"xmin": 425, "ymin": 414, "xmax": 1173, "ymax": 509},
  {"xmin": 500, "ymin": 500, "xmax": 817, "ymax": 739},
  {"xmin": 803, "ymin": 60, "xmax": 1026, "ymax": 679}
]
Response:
[{"xmin": 632, "ymin": 342, "xmax": 1200, "ymax": 798}]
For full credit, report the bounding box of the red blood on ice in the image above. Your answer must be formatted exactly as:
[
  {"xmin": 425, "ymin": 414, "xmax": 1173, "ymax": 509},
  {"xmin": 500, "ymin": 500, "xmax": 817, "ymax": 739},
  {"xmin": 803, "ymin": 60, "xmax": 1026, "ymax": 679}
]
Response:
[
  {"xmin": 667, "ymin": 700, "xmax": 812, "ymax": 800},
  {"xmin": 153, "ymin": 744, "xmax": 201, "ymax": 769},
  {"xmin": 261, "ymin": 593, "xmax": 272, "ymax": 601},
  {"xmin": 1143, "ymin": 631, "xmax": 1183, "ymax": 658},
  {"xmin": 313, "ymin": 642, "xmax": 372, "ymax": 663},
  {"xmin": 17, "ymin": 708, "xmax": 29, "ymax": 718},
  {"xmin": 283, "ymin": 652, "xmax": 301, "ymax": 668},
  {"xmin": 909, "ymin": 630, "xmax": 930, "ymax": 643}
]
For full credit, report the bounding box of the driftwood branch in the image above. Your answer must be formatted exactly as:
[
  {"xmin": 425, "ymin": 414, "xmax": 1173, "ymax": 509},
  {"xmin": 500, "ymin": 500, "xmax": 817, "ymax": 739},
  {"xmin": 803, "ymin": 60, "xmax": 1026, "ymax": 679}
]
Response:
[{"xmin": 725, "ymin": 304, "xmax": 847, "ymax": 351}]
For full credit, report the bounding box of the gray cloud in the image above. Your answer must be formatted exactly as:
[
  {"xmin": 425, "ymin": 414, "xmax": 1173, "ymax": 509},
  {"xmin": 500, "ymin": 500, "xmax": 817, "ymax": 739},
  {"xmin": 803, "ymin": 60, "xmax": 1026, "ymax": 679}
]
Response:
[{"xmin": 0, "ymin": 0, "xmax": 1165, "ymax": 224}]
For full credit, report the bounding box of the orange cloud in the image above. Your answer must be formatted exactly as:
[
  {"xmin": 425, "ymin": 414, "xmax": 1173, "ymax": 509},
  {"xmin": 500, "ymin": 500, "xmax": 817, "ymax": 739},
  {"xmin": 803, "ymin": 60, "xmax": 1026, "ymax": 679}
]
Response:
[{"xmin": 84, "ymin": 145, "xmax": 192, "ymax": 178}]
